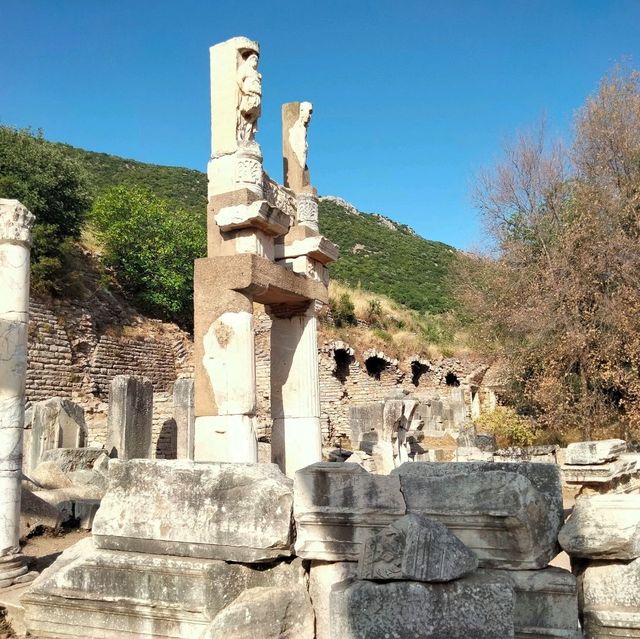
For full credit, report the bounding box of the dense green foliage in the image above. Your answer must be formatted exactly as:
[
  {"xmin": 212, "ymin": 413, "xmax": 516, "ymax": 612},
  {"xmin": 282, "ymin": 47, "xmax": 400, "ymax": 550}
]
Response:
[
  {"xmin": 0, "ymin": 127, "xmax": 92, "ymax": 293},
  {"xmin": 330, "ymin": 292, "xmax": 357, "ymax": 327},
  {"xmin": 91, "ymin": 185, "xmax": 206, "ymax": 325},
  {"xmin": 319, "ymin": 200, "xmax": 457, "ymax": 313}
]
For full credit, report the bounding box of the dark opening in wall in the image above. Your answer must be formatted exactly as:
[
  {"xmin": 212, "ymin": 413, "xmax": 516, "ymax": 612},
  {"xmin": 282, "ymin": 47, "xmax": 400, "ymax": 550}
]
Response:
[
  {"xmin": 445, "ymin": 372, "xmax": 460, "ymax": 387},
  {"xmin": 411, "ymin": 361, "xmax": 430, "ymax": 386},
  {"xmin": 333, "ymin": 348, "xmax": 354, "ymax": 382},
  {"xmin": 365, "ymin": 356, "xmax": 389, "ymax": 380}
]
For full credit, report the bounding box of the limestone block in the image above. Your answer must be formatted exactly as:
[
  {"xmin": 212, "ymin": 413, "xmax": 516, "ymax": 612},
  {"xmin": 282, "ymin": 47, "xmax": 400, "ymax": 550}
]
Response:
[
  {"xmin": 93, "ymin": 460, "xmax": 294, "ymax": 562},
  {"xmin": 67, "ymin": 469, "xmax": 108, "ymax": 491},
  {"xmin": 579, "ymin": 557, "xmax": 640, "ymax": 638},
  {"xmin": 566, "ymin": 439, "xmax": 626, "ymax": 465},
  {"xmin": 330, "ymin": 574, "xmax": 515, "ymax": 639},
  {"xmin": 559, "ymin": 494, "xmax": 640, "ymax": 560},
  {"xmin": 215, "ymin": 200, "xmax": 290, "ymax": 236},
  {"xmin": 20, "ymin": 487, "xmax": 60, "ymax": 538},
  {"xmin": 92, "ymin": 452, "xmax": 110, "ymax": 476},
  {"xmin": 41, "ymin": 447, "xmax": 104, "ymax": 473},
  {"xmin": 309, "ymin": 561, "xmax": 358, "ymax": 639},
  {"xmin": 31, "ymin": 461, "xmax": 72, "ymax": 490},
  {"xmin": 28, "ymin": 398, "xmax": 87, "ymax": 473},
  {"xmin": 271, "ymin": 416, "xmax": 322, "ymax": 477},
  {"xmin": 193, "ymin": 414, "xmax": 258, "ymax": 463},
  {"xmin": 34, "ymin": 485, "xmax": 104, "ymax": 527},
  {"xmin": 174, "ymin": 378, "xmax": 195, "ymax": 459},
  {"xmin": 106, "ymin": 375, "xmax": 153, "ymax": 460},
  {"xmin": 275, "ymin": 235, "xmax": 339, "ymax": 264},
  {"xmin": 349, "ymin": 402, "xmax": 384, "ymax": 452},
  {"xmin": 481, "ymin": 567, "xmax": 580, "ymax": 639},
  {"xmin": 23, "ymin": 537, "xmax": 306, "ymax": 639},
  {"xmin": 391, "ymin": 462, "xmax": 564, "ymax": 569},
  {"xmin": 293, "ymin": 463, "xmax": 406, "ymax": 561},
  {"xmin": 203, "ymin": 587, "xmax": 314, "ymax": 639},
  {"xmin": 358, "ymin": 513, "xmax": 478, "ymax": 582},
  {"xmin": 562, "ymin": 457, "xmax": 636, "ymax": 484}
]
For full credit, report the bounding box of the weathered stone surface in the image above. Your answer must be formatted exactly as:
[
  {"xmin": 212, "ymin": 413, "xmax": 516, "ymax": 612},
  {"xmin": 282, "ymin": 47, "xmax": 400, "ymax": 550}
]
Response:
[
  {"xmin": 560, "ymin": 495, "xmax": 640, "ymax": 560},
  {"xmin": 349, "ymin": 402, "xmax": 384, "ymax": 453},
  {"xmin": 392, "ymin": 462, "xmax": 563, "ymax": 569},
  {"xmin": 30, "ymin": 461, "xmax": 72, "ymax": 490},
  {"xmin": 330, "ymin": 574, "xmax": 515, "ymax": 638},
  {"xmin": 203, "ymin": 587, "xmax": 314, "ymax": 639},
  {"xmin": 106, "ymin": 374, "xmax": 153, "ymax": 460},
  {"xmin": 28, "ymin": 398, "xmax": 87, "ymax": 473},
  {"xmin": 93, "ymin": 460, "xmax": 294, "ymax": 562},
  {"xmin": 566, "ymin": 439, "xmax": 626, "ymax": 465},
  {"xmin": 481, "ymin": 567, "xmax": 580, "ymax": 639},
  {"xmin": 579, "ymin": 557, "xmax": 640, "ymax": 638},
  {"xmin": 34, "ymin": 485, "xmax": 104, "ymax": 528},
  {"xmin": 20, "ymin": 486, "xmax": 60, "ymax": 538},
  {"xmin": 294, "ymin": 463, "xmax": 405, "ymax": 561},
  {"xmin": 67, "ymin": 469, "xmax": 108, "ymax": 491},
  {"xmin": 41, "ymin": 447, "xmax": 104, "ymax": 473},
  {"xmin": 309, "ymin": 561, "xmax": 358, "ymax": 639},
  {"xmin": 23, "ymin": 537, "xmax": 306, "ymax": 639},
  {"xmin": 174, "ymin": 378, "xmax": 195, "ymax": 460},
  {"xmin": 358, "ymin": 513, "xmax": 478, "ymax": 582},
  {"xmin": 562, "ymin": 457, "xmax": 637, "ymax": 485}
]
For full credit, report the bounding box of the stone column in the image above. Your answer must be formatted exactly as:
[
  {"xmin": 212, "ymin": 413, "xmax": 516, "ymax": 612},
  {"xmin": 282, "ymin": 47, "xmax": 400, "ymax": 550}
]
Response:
[
  {"xmin": 174, "ymin": 378, "xmax": 195, "ymax": 460},
  {"xmin": 0, "ymin": 199, "xmax": 35, "ymax": 588},
  {"xmin": 269, "ymin": 303, "xmax": 322, "ymax": 476}
]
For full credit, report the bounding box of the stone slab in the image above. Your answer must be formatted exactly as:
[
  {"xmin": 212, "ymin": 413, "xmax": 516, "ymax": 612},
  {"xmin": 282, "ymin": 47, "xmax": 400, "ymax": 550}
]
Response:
[
  {"xmin": 565, "ymin": 439, "xmax": 626, "ymax": 465},
  {"xmin": 23, "ymin": 537, "xmax": 306, "ymax": 639},
  {"xmin": 293, "ymin": 463, "xmax": 405, "ymax": 561},
  {"xmin": 31, "ymin": 461, "xmax": 72, "ymax": 490},
  {"xmin": 330, "ymin": 573, "xmax": 515, "ymax": 638},
  {"xmin": 391, "ymin": 461, "xmax": 564, "ymax": 569},
  {"xmin": 358, "ymin": 513, "xmax": 478, "ymax": 582},
  {"xmin": 93, "ymin": 460, "xmax": 294, "ymax": 562},
  {"xmin": 562, "ymin": 458, "xmax": 636, "ymax": 484},
  {"xmin": 41, "ymin": 447, "xmax": 105, "ymax": 473}
]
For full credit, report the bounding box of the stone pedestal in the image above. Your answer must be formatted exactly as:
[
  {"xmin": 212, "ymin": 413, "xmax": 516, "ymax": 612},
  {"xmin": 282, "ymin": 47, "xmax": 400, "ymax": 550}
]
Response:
[{"xmin": 0, "ymin": 199, "xmax": 35, "ymax": 588}]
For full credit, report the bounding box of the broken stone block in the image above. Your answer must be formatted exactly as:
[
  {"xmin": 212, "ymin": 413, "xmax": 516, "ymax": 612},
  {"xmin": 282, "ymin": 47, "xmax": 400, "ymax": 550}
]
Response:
[
  {"xmin": 34, "ymin": 485, "xmax": 104, "ymax": 528},
  {"xmin": 309, "ymin": 561, "xmax": 358, "ymax": 639},
  {"xmin": 41, "ymin": 447, "xmax": 105, "ymax": 473},
  {"xmin": 358, "ymin": 513, "xmax": 478, "ymax": 582},
  {"xmin": 294, "ymin": 463, "xmax": 405, "ymax": 561},
  {"xmin": 349, "ymin": 402, "xmax": 384, "ymax": 454},
  {"xmin": 203, "ymin": 587, "xmax": 314, "ymax": 639},
  {"xmin": 565, "ymin": 439, "xmax": 626, "ymax": 465},
  {"xmin": 579, "ymin": 557, "xmax": 640, "ymax": 638},
  {"xmin": 559, "ymin": 494, "xmax": 640, "ymax": 560},
  {"xmin": 330, "ymin": 574, "xmax": 515, "ymax": 639},
  {"xmin": 481, "ymin": 567, "xmax": 580, "ymax": 639},
  {"xmin": 30, "ymin": 461, "xmax": 72, "ymax": 490},
  {"xmin": 174, "ymin": 378, "xmax": 195, "ymax": 459},
  {"xmin": 28, "ymin": 398, "xmax": 87, "ymax": 473},
  {"xmin": 391, "ymin": 462, "xmax": 563, "ymax": 569},
  {"xmin": 562, "ymin": 456, "xmax": 636, "ymax": 484},
  {"xmin": 106, "ymin": 375, "xmax": 153, "ymax": 460},
  {"xmin": 23, "ymin": 537, "xmax": 306, "ymax": 639},
  {"xmin": 93, "ymin": 460, "xmax": 294, "ymax": 562},
  {"xmin": 20, "ymin": 487, "xmax": 61, "ymax": 538}
]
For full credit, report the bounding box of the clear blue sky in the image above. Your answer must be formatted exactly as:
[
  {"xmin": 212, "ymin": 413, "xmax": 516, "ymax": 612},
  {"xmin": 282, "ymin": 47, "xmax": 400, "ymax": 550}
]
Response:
[{"xmin": 2, "ymin": 1, "xmax": 639, "ymax": 249}]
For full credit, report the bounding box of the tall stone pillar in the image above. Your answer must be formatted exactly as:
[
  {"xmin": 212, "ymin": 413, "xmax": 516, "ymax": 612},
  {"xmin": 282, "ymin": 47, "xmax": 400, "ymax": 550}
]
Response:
[
  {"xmin": 174, "ymin": 378, "xmax": 195, "ymax": 460},
  {"xmin": 269, "ymin": 303, "xmax": 322, "ymax": 476},
  {"xmin": 0, "ymin": 199, "xmax": 36, "ymax": 588}
]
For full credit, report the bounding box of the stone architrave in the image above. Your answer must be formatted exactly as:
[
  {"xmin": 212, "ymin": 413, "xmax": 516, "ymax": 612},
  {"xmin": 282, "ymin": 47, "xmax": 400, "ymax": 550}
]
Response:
[
  {"xmin": 203, "ymin": 587, "xmax": 315, "ymax": 639},
  {"xmin": 28, "ymin": 398, "xmax": 87, "ymax": 474},
  {"xmin": 92, "ymin": 460, "xmax": 294, "ymax": 562},
  {"xmin": 559, "ymin": 494, "xmax": 640, "ymax": 560},
  {"xmin": 0, "ymin": 199, "xmax": 36, "ymax": 588},
  {"xmin": 174, "ymin": 378, "xmax": 195, "ymax": 460},
  {"xmin": 565, "ymin": 439, "xmax": 626, "ymax": 465},
  {"xmin": 23, "ymin": 537, "xmax": 307, "ymax": 639},
  {"xmin": 481, "ymin": 567, "xmax": 580, "ymax": 639},
  {"xmin": 106, "ymin": 375, "xmax": 153, "ymax": 460},
  {"xmin": 282, "ymin": 101, "xmax": 314, "ymax": 193},
  {"xmin": 330, "ymin": 574, "xmax": 515, "ymax": 639},
  {"xmin": 269, "ymin": 303, "xmax": 322, "ymax": 476},
  {"xmin": 391, "ymin": 462, "xmax": 564, "ymax": 569},
  {"xmin": 293, "ymin": 463, "xmax": 406, "ymax": 561},
  {"xmin": 358, "ymin": 513, "xmax": 478, "ymax": 582},
  {"xmin": 579, "ymin": 557, "xmax": 640, "ymax": 638}
]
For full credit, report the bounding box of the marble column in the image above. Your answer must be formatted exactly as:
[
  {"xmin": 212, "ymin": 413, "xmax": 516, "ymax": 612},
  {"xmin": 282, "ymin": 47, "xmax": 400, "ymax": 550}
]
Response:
[
  {"xmin": 0, "ymin": 199, "xmax": 36, "ymax": 588},
  {"xmin": 269, "ymin": 303, "xmax": 322, "ymax": 476}
]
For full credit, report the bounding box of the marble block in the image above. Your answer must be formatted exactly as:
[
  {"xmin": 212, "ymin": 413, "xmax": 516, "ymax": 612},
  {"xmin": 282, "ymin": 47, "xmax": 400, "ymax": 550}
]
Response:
[{"xmin": 565, "ymin": 439, "xmax": 626, "ymax": 465}]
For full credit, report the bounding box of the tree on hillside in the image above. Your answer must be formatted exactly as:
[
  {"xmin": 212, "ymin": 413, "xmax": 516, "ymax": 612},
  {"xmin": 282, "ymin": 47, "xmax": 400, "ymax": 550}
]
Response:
[
  {"xmin": 0, "ymin": 126, "xmax": 92, "ymax": 293},
  {"xmin": 458, "ymin": 69, "xmax": 640, "ymax": 442},
  {"xmin": 90, "ymin": 185, "xmax": 206, "ymax": 327}
]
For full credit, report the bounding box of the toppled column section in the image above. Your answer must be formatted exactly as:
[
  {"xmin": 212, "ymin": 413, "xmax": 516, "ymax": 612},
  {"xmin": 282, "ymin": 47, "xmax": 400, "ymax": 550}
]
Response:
[
  {"xmin": 106, "ymin": 375, "xmax": 153, "ymax": 460},
  {"xmin": 391, "ymin": 461, "xmax": 564, "ymax": 569}
]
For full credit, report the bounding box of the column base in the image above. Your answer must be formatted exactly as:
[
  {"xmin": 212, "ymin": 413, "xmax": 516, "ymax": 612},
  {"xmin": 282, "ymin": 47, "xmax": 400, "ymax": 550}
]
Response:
[
  {"xmin": 0, "ymin": 552, "xmax": 36, "ymax": 589},
  {"xmin": 194, "ymin": 415, "xmax": 258, "ymax": 463},
  {"xmin": 272, "ymin": 417, "xmax": 322, "ymax": 477}
]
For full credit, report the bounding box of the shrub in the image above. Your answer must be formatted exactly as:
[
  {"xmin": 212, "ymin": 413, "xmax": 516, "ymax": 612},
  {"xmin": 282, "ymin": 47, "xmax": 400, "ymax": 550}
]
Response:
[
  {"xmin": 330, "ymin": 292, "xmax": 357, "ymax": 327},
  {"xmin": 474, "ymin": 406, "xmax": 537, "ymax": 448}
]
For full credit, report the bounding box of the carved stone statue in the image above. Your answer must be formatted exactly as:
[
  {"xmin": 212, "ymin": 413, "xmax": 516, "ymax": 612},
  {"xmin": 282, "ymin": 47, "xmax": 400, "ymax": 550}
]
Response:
[
  {"xmin": 289, "ymin": 101, "xmax": 313, "ymax": 169},
  {"xmin": 237, "ymin": 52, "xmax": 262, "ymax": 144}
]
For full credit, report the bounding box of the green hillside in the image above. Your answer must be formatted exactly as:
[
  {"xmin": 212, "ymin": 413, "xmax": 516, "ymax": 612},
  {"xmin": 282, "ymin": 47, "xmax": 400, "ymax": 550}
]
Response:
[{"xmin": 53, "ymin": 142, "xmax": 457, "ymax": 314}]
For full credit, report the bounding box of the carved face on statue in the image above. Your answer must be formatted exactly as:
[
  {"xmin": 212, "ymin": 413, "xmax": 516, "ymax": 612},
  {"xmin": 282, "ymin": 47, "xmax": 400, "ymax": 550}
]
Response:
[{"xmin": 300, "ymin": 101, "xmax": 313, "ymax": 126}]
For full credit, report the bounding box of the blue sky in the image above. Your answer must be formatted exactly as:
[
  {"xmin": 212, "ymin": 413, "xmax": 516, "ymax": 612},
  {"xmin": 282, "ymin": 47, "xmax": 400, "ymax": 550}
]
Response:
[{"xmin": 2, "ymin": 1, "xmax": 639, "ymax": 249}]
